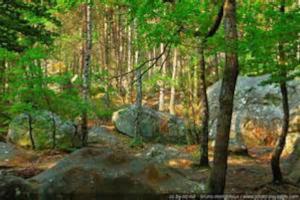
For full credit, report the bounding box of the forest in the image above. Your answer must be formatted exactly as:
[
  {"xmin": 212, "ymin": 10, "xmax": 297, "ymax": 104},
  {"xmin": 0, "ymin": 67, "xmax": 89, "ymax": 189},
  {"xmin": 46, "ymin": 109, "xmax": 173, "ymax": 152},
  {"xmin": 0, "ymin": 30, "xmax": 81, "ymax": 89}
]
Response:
[{"xmin": 0, "ymin": 0, "xmax": 299, "ymax": 199}]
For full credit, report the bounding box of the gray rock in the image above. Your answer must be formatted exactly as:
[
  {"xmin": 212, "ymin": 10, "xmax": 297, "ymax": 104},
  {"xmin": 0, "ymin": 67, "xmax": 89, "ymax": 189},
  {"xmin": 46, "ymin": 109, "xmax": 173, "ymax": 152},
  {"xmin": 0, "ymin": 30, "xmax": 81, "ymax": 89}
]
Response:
[
  {"xmin": 136, "ymin": 144, "xmax": 192, "ymax": 164},
  {"xmin": 288, "ymin": 158, "xmax": 300, "ymax": 184},
  {"xmin": 88, "ymin": 126, "xmax": 118, "ymax": 145},
  {"xmin": 283, "ymin": 133, "xmax": 300, "ymax": 159},
  {"xmin": 208, "ymin": 75, "xmax": 300, "ymax": 153},
  {"xmin": 282, "ymin": 133, "xmax": 300, "ymax": 183},
  {"xmin": 0, "ymin": 142, "xmax": 34, "ymax": 167},
  {"xmin": 112, "ymin": 105, "xmax": 186, "ymax": 143},
  {"xmin": 30, "ymin": 147, "xmax": 204, "ymax": 199},
  {"xmin": 0, "ymin": 175, "xmax": 37, "ymax": 200},
  {"xmin": 7, "ymin": 111, "xmax": 76, "ymax": 150},
  {"xmin": 0, "ymin": 142, "xmax": 19, "ymax": 163}
]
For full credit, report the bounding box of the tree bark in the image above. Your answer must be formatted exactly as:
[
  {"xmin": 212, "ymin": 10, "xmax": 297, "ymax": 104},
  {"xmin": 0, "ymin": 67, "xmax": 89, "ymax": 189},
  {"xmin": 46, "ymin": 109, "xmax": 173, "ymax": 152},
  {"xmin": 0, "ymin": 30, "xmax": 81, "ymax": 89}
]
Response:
[
  {"xmin": 214, "ymin": 53, "xmax": 220, "ymax": 80},
  {"xmin": 198, "ymin": 45, "xmax": 209, "ymax": 167},
  {"xmin": 0, "ymin": 60, "xmax": 5, "ymax": 96},
  {"xmin": 134, "ymin": 20, "xmax": 142, "ymax": 140},
  {"xmin": 193, "ymin": 64, "xmax": 198, "ymax": 101},
  {"xmin": 271, "ymin": 0, "xmax": 289, "ymax": 184},
  {"xmin": 27, "ymin": 113, "xmax": 35, "ymax": 150},
  {"xmin": 207, "ymin": 0, "xmax": 239, "ymax": 194},
  {"xmin": 126, "ymin": 22, "xmax": 132, "ymax": 103},
  {"xmin": 158, "ymin": 43, "xmax": 166, "ymax": 111},
  {"xmin": 169, "ymin": 48, "xmax": 177, "ymax": 115},
  {"xmin": 134, "ymin": 66, "xmax": 142, "ymax": 140},
  {"xmin": 81, "ymin": 0, "xmax": 92, "ymax": 147},
  {"xmin": 103, "ymin": 5, "xmax": 111, "ymax": 107}
]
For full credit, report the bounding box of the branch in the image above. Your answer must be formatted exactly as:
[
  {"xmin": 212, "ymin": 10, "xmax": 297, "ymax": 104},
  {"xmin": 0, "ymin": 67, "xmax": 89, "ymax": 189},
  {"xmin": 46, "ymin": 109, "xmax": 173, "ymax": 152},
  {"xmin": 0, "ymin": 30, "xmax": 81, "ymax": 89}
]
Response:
[
  {"xmin": 109, "ymin": 43, "xmax": 169, "ymax": 80},
  {"xmin": 194, "ymin": 0, "xmax": 225, "ymax": 42},
  {"xmin": 131, "ymin": 45, "xmax": 171, "ymax": 85},
  {"xmin": 204, "ymin": 0, "xmax": 225, "ymax": 40}
]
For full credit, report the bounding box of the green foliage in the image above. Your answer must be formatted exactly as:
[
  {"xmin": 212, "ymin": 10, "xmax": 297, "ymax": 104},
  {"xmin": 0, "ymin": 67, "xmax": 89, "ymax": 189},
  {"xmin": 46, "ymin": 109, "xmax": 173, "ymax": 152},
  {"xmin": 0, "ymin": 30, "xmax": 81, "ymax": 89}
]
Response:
[
  {"xmin": 129, "ymin": 136, "xmax": 143, "ymax": 148},
  {"xmin": 239, "ymin": 1, "xmax": 300, "ymax": 84},
  {"xmin": 1, "ymin": 46, "xmax": 86, "ymax": 125},
  {"xmin": 0, "ymin": 0, "xmax": 59, "ymax": 52},
  {"xmin": 92, "ymin": 99, "xmax": 119, "ymax": 120}
]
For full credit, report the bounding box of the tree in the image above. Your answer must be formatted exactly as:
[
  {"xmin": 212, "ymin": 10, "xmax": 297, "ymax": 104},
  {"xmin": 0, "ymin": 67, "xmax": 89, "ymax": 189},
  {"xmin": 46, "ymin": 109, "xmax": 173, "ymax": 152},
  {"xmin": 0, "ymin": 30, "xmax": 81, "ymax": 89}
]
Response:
[
  {"xmin": 198, "ymin": 0, "xmax": 224, "ymax": 168},
  {"xmin": 270, "ymin": 0, "xmax": 289, "ymax": 184},
  {"xmin": 134, "ymin": 63, "xmax": 142, "ymax": 143},
  {"xmin": 240, "ymin": 0, "xmax": 299, "ymax": 184},
  {"xmin": 198, "ymin": 45, "xmax": 210, "ymax": 167},
  {"xmin": 81, "ymin": 0, "xmax": 92, "ymax": 146},
  {"xmin": 169, "ymin": 48, "xmax": 178, "ymax": 115},
  {"xmin": 158, "ymin": 43, "xmax": 167, "ymax": 112},
  {"xmin": 207, "ymin": 0, "xmax": 239, "ymax": 194}
]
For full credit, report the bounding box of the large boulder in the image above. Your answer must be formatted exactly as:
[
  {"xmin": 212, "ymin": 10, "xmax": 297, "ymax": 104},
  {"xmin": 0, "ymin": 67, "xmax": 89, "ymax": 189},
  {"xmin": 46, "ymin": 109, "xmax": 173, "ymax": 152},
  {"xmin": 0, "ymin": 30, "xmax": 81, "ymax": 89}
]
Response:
[
  {"xmin": 208, "ymin": 75, "xmax": 300, "ymax": 152},
  {"xmin": 0, "ymin": 142, "xmax": 35, "ymax": 167},
  {"xmin": 30, "ymin": 146, "xmax": 204, "ymax": 199},
  {"xmin": 112, "ymin": 105, "xmax": 186, "ymax": 143},
  {"xmin": 282, "ymin": 133, "xmax": 300, "ymax": 183},
  {"xmin": 7, "ymin": 111, "xmax": 76, "ymax": 150}
]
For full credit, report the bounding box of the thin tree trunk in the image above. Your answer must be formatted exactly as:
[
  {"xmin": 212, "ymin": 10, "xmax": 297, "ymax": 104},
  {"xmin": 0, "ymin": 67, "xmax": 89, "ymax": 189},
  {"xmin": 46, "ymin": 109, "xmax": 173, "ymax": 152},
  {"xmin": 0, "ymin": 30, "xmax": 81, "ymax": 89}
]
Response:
[
  {"xmin": 27, "ymin": 113, "xmax": 35, "ymax": 150},
  {"xmin": 134, "ymin": 19, "xmax": 142, "ymax": 140},
  {"xmin": 271, "ymin": 0, "xmax": 289, "ymax": 184},
  {"xmin": 81, "ymin": 0, "xmax": 92, "ymax": 147},
  {"xmin": 207, "ymin": 0, "xmax": 239, "ymax": 194},
  {"xmin": 134, "ymin": 66, "xmax": 142, "ymax": 140},
  {"xmin": 169, "ymin": 48, "xmax": 177, "ymax": 115},
  {"xmin": 147, "ymin": 51, "xmax": 152, "ymax": 79},
  {"xmin": 126, "ymin": 22, "xmax": 132, "ymax": 103},
  {"xmin": 199, "ymin": 45, "xmax": 209, "ymax": 167},
  {"xmin": 214, "ymin": 53, "xmax": 219, "ymax": 80},
  {"xmin": 150, "ymin": 48, "xmax": 156, "ymax": 77},
  {"xmin": 0, "ymin": 60, "xmax": 5, "ymax": 99},
  {"xmin": 158, "ymin": 43, "xmax": 166, "ymax": 111},
  {"xmin": 103, "ymin": 5, "xmax": 111, "ymax": 107},
  {"xmin": 193, "ymin": 64, "xmax": 198, "ymax": 100},
  {"xmin": 271, "ymin": 81, "xmax": 289, "ymax": 183}
]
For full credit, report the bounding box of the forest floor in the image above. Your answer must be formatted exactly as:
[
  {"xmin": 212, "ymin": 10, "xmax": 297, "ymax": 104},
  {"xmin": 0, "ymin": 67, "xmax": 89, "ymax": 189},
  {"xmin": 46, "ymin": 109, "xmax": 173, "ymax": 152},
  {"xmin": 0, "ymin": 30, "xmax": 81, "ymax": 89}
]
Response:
[{"xmin": 1, "ymin": 123, "xmax": 300, "ymax": 196}]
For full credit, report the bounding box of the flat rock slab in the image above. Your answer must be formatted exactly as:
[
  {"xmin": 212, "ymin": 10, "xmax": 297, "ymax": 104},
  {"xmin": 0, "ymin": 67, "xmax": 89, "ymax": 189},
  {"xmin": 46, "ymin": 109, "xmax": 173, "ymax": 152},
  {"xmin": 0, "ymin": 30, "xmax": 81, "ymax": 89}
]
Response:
[{"xmin": 30, "ymin": 146, "xmax": 204, "ymax": 199}]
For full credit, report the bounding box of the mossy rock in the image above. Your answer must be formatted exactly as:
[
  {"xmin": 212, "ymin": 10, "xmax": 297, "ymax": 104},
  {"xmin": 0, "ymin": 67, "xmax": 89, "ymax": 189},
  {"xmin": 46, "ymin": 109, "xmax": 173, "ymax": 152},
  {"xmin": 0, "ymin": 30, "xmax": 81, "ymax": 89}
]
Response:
[{"xmin": 7, "ymin": 111, "xmax": 76, "ymax": 150}]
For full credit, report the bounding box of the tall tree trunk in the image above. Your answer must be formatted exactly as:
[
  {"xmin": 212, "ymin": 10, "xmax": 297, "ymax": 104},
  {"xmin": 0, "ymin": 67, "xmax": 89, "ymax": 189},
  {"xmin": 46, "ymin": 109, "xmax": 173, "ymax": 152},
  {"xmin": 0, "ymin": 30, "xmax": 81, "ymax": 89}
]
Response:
[
  {"xmin": 103, "ymin": 6, "xmax": 111, "ymax": 107},
  {"xmin": 126, "ymin": 22, "xmax": 132, "ymax": 104},
  {"xmin": 118, "ymin": 12, "xmax": 126, "ymax": 102},
  {"xmin": 214, "ymin": 53, "xmax": 220, "ymax": 80},
  {"xmin": 193, "ymin": 64, "xmax": 198, "ymax": 101},
  {"xmin": 271, "ymin": 0, "xmax": 289, "ymax": 184},
  {"xmin": 150, "ymin": 48, "xmax": 156, "ymax": 78},
  {"xmin": 81, "ymin": 0, "xmax": 92, "ymax": 147},
  {"xmin": 207, "ymin": 0, "xmax": 239, "ymax": 194},
  {"xmin": 134, "ymin": 65, "xmax": 142, "ymax": 140},
  {"xmin": 198, "ymin": 45, "xmax": 209, "ymax": 167},
  {"xmin": 133, "ymin": 20, "xmax": 142, "ymax": 141},
  {"xmin": 158, "ymin": 43, "xmax": 166, "ymax": 111},
  {"xmin": 169, "ymin": 48, "xmax": 177, "ymax": 115},
  {"xmin": 0, "ymin": 60, "xmax": 5, "ymax": 100},
  {"xmin": 147, "ymin": 51, "xmax": 152, "ymax": 79}
]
